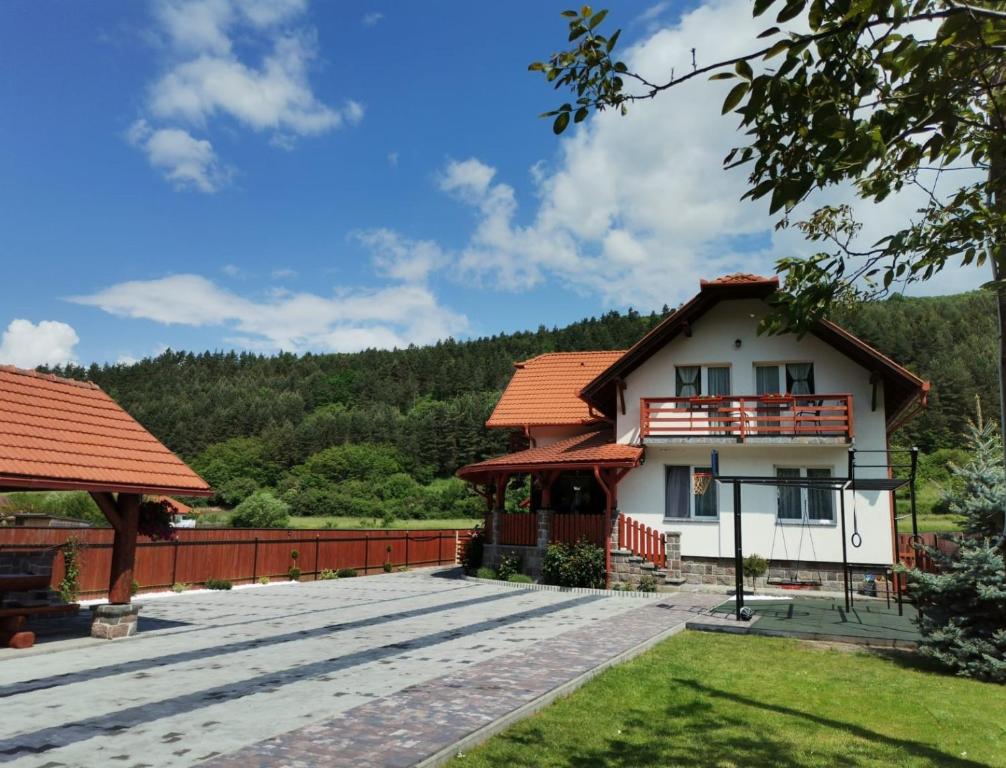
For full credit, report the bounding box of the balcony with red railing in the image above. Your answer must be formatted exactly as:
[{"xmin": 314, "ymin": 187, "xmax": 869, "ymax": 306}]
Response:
[{"xmin": 640, "ymin": 394, "xmax": 854, "ymax": 443}]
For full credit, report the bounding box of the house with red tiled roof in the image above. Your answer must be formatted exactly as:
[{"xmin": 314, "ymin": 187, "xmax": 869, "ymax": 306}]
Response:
[{"xmin": 459, "ymin": 274, "xmax": 928, "ymax": 589}]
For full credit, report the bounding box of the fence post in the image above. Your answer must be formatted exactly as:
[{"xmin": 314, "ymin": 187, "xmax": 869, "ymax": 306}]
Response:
[
  {"xmin": 252, "ymin": 537, "xmax": 259, "ymax": 581},
  {"xmin": 314, "ymin": 536, "xmax": 320, "ymax": 580},
  {"xmin": 171, "ymin": 539, "xmax": 179, "ymax": 586},
  {"xmin": 364, "ymin": 532, "xmax": 369, "ymax": 574},
  {"xmin": 406, "ymin": 531, "xmax": 410, "ymax": 568}
]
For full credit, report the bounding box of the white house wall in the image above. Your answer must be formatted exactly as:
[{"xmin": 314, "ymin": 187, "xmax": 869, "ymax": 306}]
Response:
[
  {"xmin": 615, "ymin": 298, "xmax": 894, "ymax": 566},
  {"xmin": 529, "ymin": 425, "xmax": 597, "ymax": 447}
]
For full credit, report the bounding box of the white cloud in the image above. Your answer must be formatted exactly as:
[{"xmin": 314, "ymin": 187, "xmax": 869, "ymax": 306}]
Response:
[
  {"xmin": 424, "ymin": 0, "xmax": 984, "ymax": 309},
  {"xmin": 362, "ymin": 12, "xmax": 384, "ymax": 27},
  {"xmin": 132, "ymin": 0, "xmax": 359, "ymax": 191},
  {"xmin": 129, "ymin": 119, "xmax": 229, "ymax": 192},
  {"xmin": 0, "ymin": 320, "xmax": 79, "ymax": 369},
  {"xmin": 354, "ymin": 229, "xmax": 448, "ymax": 283},
  {"xmin": 271, "ymin": 268, "xmax": 297, "ymax": 279},
  {"xmin": 70, "ymin": 275, "xmax": 467, "ymax": 353}
]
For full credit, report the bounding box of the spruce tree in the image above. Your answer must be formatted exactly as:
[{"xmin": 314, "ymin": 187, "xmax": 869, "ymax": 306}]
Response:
[{"xmin": 944, "ymin": 402, "xmax": 1006, "ymax": 539}]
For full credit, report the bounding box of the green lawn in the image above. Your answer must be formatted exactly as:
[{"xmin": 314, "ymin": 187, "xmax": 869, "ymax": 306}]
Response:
[
  {"xmin": 907, "ymin": 513, "xmax": 964, "ymax": 534},
  {"xmin": 449, "ymin": 632, "xmax": 1005, "ymax": 768},
  {"xmin": 284, "ymin": 515, "xmax": 479, "ymax": 530}
]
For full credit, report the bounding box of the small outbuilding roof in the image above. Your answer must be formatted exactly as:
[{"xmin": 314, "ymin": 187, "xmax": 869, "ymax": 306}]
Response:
[
  {"xmin": 485, "ymin": 351, "xmax": 625, "ymax": 428},
  {"xmin": 0, "ymin": 366, "xmax": 212, "ymax": 496}
]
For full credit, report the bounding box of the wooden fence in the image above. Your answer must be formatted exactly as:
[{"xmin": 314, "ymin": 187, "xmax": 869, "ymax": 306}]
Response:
[
  {"xmin": 896, "ymin": 532, "xmax": 972, "ymax": 573},
  {"xmin": 498, "ymin": 514, "xmax": 537, "ymax": 546},
  {"xmin": 0, "ymin": 527, "xmax": 474, "ymax": 599},
  {"xmin": 550, "ymin": 513, "xmax": 606, "ymax": 547},
  {"xmin": 618, "ymin": 515, "xmax": 666, "ymax": 568}
]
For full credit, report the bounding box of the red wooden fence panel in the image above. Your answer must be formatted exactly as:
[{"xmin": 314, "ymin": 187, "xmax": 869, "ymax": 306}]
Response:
[
  {"xmin": 617, "ymin": 514, "xmax": 666, "ymax": 568},
  {"xmin": 0, "ymin": 527, "xmax": 473, "ymax": 598},
  {"xmin": 498, "ymin": 514, "xmax": 536, "ymax": 546},
  {"xmin": 549, "ymin": 514, "xmax": 606, "ymax": 547}
]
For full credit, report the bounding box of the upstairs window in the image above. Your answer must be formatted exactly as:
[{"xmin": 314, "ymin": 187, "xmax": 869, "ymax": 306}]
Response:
[
  {"xmin": 786, "ymin": 363, "xmax": 815, "ymax": 395},
  {"xmin": 755, "ymin": 363, "xmax": 815, "ymax": 395},
  {"xmin": 675, "ymin": 366, "xmax": 701, "ymax": 397}
]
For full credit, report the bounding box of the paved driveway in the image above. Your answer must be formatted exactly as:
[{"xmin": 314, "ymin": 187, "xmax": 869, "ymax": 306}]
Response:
[{"xmin": 0, "ymin": 570, "xmax": 719, "ymax": 768}]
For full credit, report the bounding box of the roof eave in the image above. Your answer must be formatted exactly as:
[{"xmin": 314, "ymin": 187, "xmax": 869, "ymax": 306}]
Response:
[{"xmin": 0, "ymin": 474, "xmax": 214, "ymax": 498}]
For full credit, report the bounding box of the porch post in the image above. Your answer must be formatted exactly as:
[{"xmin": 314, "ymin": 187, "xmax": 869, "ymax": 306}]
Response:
[{"xmin": 108, "ymin": 493, "xmax": 141, "ymax": 605}]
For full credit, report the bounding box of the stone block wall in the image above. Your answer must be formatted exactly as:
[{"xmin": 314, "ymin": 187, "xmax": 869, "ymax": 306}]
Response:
[{"xmin": 680, "ymin": 556, "xmax": 891, "ymax": 592}]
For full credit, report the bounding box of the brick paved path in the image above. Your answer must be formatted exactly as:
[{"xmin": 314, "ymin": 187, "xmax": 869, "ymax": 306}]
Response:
[{"xmin": 0, "ymin": 570, "xmax": 719, "ymax": 768}]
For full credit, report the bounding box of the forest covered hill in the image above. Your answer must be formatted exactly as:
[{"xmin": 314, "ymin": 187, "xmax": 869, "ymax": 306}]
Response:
[{"xmin": 46, "ymin": 290, "xmax": 997, "ymax": 518}]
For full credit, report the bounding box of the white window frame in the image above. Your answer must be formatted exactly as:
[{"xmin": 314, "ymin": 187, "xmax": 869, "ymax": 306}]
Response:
[
  {"xmin": 674, "ymin": 364, "xmax": 733, "ymax": 398},
  {"xmin": 754, "ymin": 361, "xmax": 816, "ymax": 396},
  {"xmin": 774, "ymin": 466, "xmax": 837, "ymax": 525},
  {"xmin": 663, "ymin": 465, "xmax": 720, "ymax": 522}
]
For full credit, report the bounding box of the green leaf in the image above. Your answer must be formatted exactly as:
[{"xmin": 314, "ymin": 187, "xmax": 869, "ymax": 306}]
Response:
[
  {"xmin": 588, "ymin": 9, "xmax": 608, "ymax": 29},
  {"xmin": 553, "ymin": 111, "xmax": 571, "ymax": 134},
  {"xmin": 607, "ymin": 28, "xmax": 621, "ymax": 52},
  {"xmin": 753, "ymin": 0, "xmax": 776, "ymax": 16},
  {"xmin": 735, "ymin": 60, "xmax": 754, "ymax": 80},
  {"xmin": 709, "ymin": 72, "xmax": 736, "ymax": 80},
  {"xmin": 561, "ymin": 10, "xmax": 579, "ymax": 18},
  {"xmin": 574, "ymin": 106, "xmax": 589, "ymax": 123},
  {"xmin": 721, "ymin": 82, "xmax": 750, "ymax": 114},
  {"xmin": 775, "ymin": 0, "xmax": 805, "ymax": 23}
]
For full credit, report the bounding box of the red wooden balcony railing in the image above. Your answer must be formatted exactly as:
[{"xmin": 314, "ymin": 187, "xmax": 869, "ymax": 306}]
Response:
[
  {"xmin": 618, "ymin": 515, "xmax": 666, "ymax": 568},
  {"xmin": 550, "ymin": 513, "xmax": 607, "ymax": 547},
  {"xmin": 640, "ymin": 393, "xmax": 854, "ymax": 442},
  {"xmin": 498, "ymin": 513, "xmax": 537, "ymax": 546}
]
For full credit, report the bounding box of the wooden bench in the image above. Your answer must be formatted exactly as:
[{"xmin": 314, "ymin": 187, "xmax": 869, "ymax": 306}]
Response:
[{"xmin": 0, "ymin": 574, "xmax": 80, "ymax": 649}]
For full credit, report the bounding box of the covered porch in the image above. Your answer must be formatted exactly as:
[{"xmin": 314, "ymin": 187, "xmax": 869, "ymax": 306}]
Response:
[{"xmin": 457, "ymin": 430, "xmax": 647, "ymax": 583}]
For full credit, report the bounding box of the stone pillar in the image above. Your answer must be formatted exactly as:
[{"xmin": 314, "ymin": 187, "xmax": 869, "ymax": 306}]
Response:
[
  {"xmin": 609, "ymin": 508, "xmax": 621, "ymax": 550},
  {"xmin": 536, "ymin": 508, "xmax": 552, "ymax": 550},
  {"xmin": 665, "ymin": 532, "xmax": 682, "ymax": 579},
  {"xmin": 91, "ymin": 603, "xmax": 141, "ymax": 640}
]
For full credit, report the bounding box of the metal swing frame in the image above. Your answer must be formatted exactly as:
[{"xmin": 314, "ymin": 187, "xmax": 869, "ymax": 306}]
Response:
[{"xmin": 709, "ymin": 446, "xmax": 919, "ymax": 620}]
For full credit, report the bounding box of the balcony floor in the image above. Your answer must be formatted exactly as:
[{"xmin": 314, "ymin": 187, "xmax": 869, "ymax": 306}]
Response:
[{"xmin": 643, "ymin": 436, "xmax": 850, "ymax": 446}]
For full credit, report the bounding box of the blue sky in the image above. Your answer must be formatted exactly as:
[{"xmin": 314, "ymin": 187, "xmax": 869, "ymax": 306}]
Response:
[{"xmin": 0, "ymin": 0, "xmax": 983, "ymax": 367}]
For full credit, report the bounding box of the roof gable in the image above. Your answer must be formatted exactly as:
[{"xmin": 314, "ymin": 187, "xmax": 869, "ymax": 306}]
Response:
[
  {"xmin": 486, "ymin": 351, "xmax": 625, "ymax": 428},
  {"xmin": 579, "ymin": 274, "xmax": 928, "ymax": 430},
  {"xmin": 0, "ymin": 366, "xmax": 212, "ymax": 496}
]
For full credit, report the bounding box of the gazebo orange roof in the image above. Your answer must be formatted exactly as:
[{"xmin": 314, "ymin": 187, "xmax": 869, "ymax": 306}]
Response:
[
  {"xmin": 485, "ymin": 351, "xmax": 625, "ymax": 428},
  {"xmin": 0, "ymin": 366, "xmax": 211, "ymax": 497}
]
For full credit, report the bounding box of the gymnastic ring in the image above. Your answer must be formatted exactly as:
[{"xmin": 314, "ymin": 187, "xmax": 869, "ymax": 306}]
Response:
[{"xmin": 850, "ymin": 532, "xmax": 863, "ymax": 549}]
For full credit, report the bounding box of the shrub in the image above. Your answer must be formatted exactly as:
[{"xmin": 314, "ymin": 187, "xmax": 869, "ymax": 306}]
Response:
[
  {"xmin": 288, "ymin": 567, "xmax": 302, "ymax": 581},
  {"xmin": 383, "ymin": 562, "xmax": 393, "ymax": 573},
  {"xmin": 461, "ymin": 529, "xmax": 485, "ymax": 574},
  {"xmin": 319, "ymin": 569, "xmax": 338, "ymax": 580},
  {"xmin": 507, "ymin": 573, "xmax": 534, "ymax": 584},
  {"xmin": 232, "ymin": 491, "xmax": 290, "ymax": 528},
  {"xmin": 475, "ymin": 566, "xmax": 497, "ymax": 580},
  {"xmin": 58, "ymin": 537, "xmax": 84, "ymax": 604},
  {"xmin": 336, "ymin": 568, "xmax": 358, "ymax": 578},
  {"xmin": 131, "ymin": 579, "xmax": 140, "ymax": 596},
  {"xmin": 258, "ymin": 576, "xmax": 270, "ymax": 584},
  {"xmin": 904, "ymin": 542, "xmax": 1006, "ymax": 682},
  {"xmin": 542, "ymin": 540, "xmax": 605, "ymax": 589},
  {"xmin": 637, "ymin": 574, "xmax": 657, "ymax": 592},
  {"xmin": 205, "ymin": 578, "xmax": 232, "ymax": 590},
  {"xmin": 743, "ymin": 554, "xmax": 768, "ymax": 590},
  {"xmin": 218, "ymin": 476, "xmax": 260, "ymax": 507},
  {"xmin": 496, "ymin": 552, "xmax": 522, "ymax": 582},
  {"xmin": 171, "ymin": 582, "xmax": 188, "ymax": 593}
]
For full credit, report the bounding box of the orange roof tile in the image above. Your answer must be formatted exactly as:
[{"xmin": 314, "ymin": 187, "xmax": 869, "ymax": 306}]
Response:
[
  {"xmin": 486, "ymin": 351, "xmax": 625, "ymax": 428},
  {"xmin": 457, "ymin": 430, "xmax": 642, "ymax": 480},
  {"xmin": 700, "ymin": 273, "xmax": 779, "ymax": 286},
  {"xmin": 0, "ymin": 366, "xmax": 212, "ymax": 496}
]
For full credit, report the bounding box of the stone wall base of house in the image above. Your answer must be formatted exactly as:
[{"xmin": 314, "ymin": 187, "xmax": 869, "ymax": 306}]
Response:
[
  {"xmin": 91, "ymin": 603, "xmax": 141, "ymax": 640},
  {"xmin": 680, "ymin": 556, "xmax": 892, "ymax": 593}
]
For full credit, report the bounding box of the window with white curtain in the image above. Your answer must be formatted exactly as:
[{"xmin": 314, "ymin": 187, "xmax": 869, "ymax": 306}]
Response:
[{"xmin": 675, "ymin": 366, "xmax": 701, "ymax": 397}]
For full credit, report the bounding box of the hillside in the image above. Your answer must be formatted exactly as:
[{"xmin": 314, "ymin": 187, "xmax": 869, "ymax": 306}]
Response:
[{"xmin": 46, "ymin": 291, "xmax": 996, "ymax": 514}]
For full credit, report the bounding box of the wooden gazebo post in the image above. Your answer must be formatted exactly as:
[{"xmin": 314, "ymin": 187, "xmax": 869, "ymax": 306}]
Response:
[{"xmin": 92, "ymin": 492, "xmax": 142, "ymax": 604}]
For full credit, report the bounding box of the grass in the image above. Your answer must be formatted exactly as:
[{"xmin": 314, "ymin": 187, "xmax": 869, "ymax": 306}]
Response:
[
  {"xmin": 449, "ymin": 632, "xmax": 1005, "ymax": 768},
  {"xmin": 283, "ymin": 516, "xmax": 478, "ymax": 530},
  {"xmin": 909, "ymin": 513, "xmax": 964, "ymax": 534}
]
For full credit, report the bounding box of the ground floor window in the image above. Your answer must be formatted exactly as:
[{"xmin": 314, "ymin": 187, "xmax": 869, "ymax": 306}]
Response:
[
  {"xmin": 665, "ymin": 465, "xmax": 718, "ymax": 519},
  {"xmin": 776, "ymin": 467, "xmax": 835, "ymax": 523}
]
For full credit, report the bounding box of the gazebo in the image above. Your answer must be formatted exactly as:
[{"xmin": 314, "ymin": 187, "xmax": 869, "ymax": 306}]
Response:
[{"xmin": 0, "ymin": 366, "xmax": 211, "ymax": 638}]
